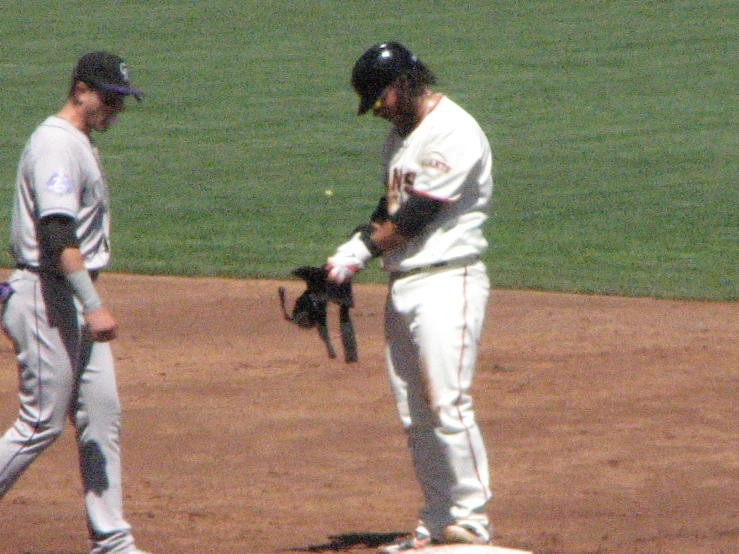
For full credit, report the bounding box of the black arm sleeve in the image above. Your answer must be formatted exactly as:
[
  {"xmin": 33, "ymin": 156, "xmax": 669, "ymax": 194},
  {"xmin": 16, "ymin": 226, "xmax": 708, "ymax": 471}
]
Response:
[
  {"xmin": 391, "ymin": 195, "xmax": 445, "ymax": 238},
  {"xmin": 350, "ymin": 196, "xmax": 390, "ymax": 241},
  {"xmin": 370, "ymin": 196, "xmax": 390, "ymax": 223},
  {"xmin": 38, "ymin": 215, "xmax": 78, "ymax": 264}
]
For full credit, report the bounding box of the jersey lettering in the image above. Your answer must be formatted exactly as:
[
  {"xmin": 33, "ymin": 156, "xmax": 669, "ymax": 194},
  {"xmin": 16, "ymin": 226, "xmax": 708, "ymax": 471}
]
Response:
[{"xmin": 387, "ymin": 168, "xmax": 416, "ymax": 215}]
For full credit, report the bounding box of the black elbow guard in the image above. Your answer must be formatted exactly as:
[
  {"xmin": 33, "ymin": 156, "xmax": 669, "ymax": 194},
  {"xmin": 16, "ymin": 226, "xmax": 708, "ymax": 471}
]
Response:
[
  {"xmin": 370, "ymin": 196, "xmax": 390, "ymax": 223},
  {"xmin": 38, "ymin": 215, "xmax": 78, "ymax": 260},
  {"xmin": 391, "ymin": 195, "xmax": 445, "ymax": 238}
]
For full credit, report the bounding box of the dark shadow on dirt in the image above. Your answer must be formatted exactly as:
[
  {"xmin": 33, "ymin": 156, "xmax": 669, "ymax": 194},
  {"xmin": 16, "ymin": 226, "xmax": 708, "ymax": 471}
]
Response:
[{"xmin": 290, "ymin": 532, "xmax": 408, "ymax": 552}]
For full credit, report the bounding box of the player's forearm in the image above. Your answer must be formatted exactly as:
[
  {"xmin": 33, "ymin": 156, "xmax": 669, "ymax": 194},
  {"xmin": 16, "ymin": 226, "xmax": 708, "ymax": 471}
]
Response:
[
  {"xmin": 58, "ymin": 246, "xmax": 86, "ymax": 275},
  {"xmin": 369, "ymin": 220, "xmax": 408, "ymax": 253},
  {"xmin": 38, "ymin": 217, "xmax": 102, "ymax": 311},
  {"xmin": 60, "ymin": 247, "xmax": 103, "ymax": 313},
  {"xmin": 369, "ymin": 194, "xmax": 445, "ymax": 253}
]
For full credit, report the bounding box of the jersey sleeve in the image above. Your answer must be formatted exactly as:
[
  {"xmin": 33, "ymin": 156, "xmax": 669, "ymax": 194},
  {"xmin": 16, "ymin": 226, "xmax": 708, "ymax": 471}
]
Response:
[
  {"xmin": 30, "ymin": 129, "xmax": 82, "ymax": 220},
  {"xmin": 411, "ymin": 122, "xmax": 486, "ymax": 203}
]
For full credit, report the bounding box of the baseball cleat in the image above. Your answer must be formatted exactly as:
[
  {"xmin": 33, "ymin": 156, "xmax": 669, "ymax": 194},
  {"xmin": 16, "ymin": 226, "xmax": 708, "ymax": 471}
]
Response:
[
  {"xmin": 442, "ymin": 523, "xmax": 491, "ymax": 545},
  {"xmin": 378, "ymin": 525, "xmax": 433, "ymax": 553}
]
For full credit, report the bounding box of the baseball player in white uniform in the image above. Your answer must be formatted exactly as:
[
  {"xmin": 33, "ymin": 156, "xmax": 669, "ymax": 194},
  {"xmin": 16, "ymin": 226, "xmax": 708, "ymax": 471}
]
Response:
[
  {"xmin": 326, "ymin": 42, "xmax": 494, "ymax": 552},
  {"xmin": 0, "ymin": 52, "xmax": 151, "ymax": 554}
]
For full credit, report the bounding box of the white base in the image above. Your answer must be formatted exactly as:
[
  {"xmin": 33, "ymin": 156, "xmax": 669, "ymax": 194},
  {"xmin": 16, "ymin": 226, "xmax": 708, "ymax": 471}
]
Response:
[{"xmin": 415, "ymin": 546, "xmax": 533, "ymax": 554}]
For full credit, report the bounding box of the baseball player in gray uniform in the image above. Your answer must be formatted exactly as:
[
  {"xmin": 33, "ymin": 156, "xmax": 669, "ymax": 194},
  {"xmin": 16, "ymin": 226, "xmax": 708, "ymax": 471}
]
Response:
[
  {"xmin": 0, "ymin": 52, "xmax": 151, "ymax": 554},
  {"xmin": 326, "ymin": 42, "xmax": 495, "ymax": 552}
]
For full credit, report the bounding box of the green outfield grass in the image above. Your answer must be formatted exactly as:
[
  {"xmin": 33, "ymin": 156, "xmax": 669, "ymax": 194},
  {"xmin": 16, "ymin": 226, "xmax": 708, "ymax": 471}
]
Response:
[{"xmin": 0, "ymin": 1, "xmax": 736, "ymax": 300}]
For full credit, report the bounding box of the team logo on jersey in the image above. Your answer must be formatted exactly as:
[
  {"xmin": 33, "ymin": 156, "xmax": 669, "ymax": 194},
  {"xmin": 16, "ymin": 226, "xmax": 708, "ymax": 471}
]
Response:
[
  {"xmin": 421, "ymin": 153, "xmax": 451, "ymax": 175},
  {"xmin": 46, "ymin": 171, "xmax": 73, "ymax": 195}
]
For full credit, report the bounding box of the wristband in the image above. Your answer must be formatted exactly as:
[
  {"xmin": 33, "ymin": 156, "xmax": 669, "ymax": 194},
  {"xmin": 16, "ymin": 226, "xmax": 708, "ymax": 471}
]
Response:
[
  {"xmin": 358, "ymin": 228, "xmax": 383, "ymax": 258},
  {"xmin": 66, "ymin": 269, "xmax": 103, "ymax": 313}
]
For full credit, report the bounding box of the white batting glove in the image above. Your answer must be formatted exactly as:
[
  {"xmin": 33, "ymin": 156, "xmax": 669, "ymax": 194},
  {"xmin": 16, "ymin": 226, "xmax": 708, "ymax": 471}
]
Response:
[
  {"xmin": 326, "ymin": 262, "xmax": 358, "ymax": 284},
  {"xmin": 326, "ymin": 233, "xmax": 373, "ymax": 284}
]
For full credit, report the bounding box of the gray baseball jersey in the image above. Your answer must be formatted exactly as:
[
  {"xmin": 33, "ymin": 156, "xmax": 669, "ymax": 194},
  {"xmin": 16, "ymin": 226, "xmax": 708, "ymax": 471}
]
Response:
[
  {"xmin": 10, "ymin": 115, "xmax": 111, "ymax": 270},
  {"xmin": 0, "ymin": 115, "xmax": 136, "ymax": 552}
]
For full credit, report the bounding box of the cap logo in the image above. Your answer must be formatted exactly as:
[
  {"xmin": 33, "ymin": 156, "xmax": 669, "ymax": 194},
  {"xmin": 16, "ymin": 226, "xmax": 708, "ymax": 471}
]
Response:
[{"xmin": 119, "ymin": 62, "xmax": 130, "ymax": 83}]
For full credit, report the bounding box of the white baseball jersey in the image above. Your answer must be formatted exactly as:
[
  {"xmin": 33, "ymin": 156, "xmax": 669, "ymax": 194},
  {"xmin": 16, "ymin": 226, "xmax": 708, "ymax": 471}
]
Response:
[
  {"xmin": 380, "ymin": 96, "xmax": 493, "ymax": 272},
  {"xmin": 378, "ymin": 95, "xmax": 494, "ymax": 540},
  {"xmin": 9, "ymin": 115, "xmax": 111, "ymax": 270}
]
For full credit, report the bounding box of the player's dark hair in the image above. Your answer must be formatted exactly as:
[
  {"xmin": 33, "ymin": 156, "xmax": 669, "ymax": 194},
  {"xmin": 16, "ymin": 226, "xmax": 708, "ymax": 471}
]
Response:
[
  {"xmin": 401, "ymin": 63, "xmax": 437, "ymax": 97},
  {"xmin": 67, "ymin": 79, "xmax": 78, "ymax": 100}
]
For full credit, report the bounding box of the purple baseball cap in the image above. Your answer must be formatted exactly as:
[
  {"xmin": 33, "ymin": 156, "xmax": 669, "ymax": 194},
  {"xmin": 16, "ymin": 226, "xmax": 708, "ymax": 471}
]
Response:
[{"xmin": 73, "ymin": 51, "xmax": 144, "ymax": 100}]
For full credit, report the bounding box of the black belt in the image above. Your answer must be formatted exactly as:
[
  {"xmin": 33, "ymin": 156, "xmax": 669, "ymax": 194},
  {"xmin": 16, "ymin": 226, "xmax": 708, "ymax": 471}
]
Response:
[
  {"xmin": 389, "ymin": 255, "xmax": 480, "ymax": 279},
  {"xmin": 16, "ymin": 264, "xmax": 99, "ymax": 281}
]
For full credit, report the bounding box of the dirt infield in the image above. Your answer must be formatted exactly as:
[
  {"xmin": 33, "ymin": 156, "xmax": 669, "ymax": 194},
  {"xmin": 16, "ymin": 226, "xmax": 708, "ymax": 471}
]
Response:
[{"xmin": 0, "ymin": 273, "xmax": 736, "ymax": 554}]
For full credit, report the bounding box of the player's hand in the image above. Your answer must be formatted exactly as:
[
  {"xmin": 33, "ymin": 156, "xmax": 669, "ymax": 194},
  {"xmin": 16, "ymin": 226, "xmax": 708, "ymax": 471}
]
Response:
[
  {"xmin": 84, "ymin": 306, "xmax": 118, "ymax": 342},
  {"xmin": 326, "ymin": 258, "xmax": 361, "ymax": 284},
  {"xmin": 326, "ymin": 231, "xmax": 375, "ymax": 284}
]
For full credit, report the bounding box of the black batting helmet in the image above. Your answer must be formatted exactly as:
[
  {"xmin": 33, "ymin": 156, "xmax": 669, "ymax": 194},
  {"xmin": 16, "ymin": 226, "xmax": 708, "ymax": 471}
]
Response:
[{"xmin": 351, "ymin": 42, "xmax": 432, "ymax": 115}]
